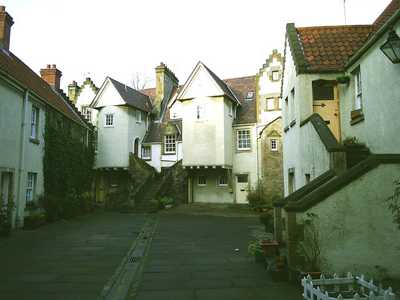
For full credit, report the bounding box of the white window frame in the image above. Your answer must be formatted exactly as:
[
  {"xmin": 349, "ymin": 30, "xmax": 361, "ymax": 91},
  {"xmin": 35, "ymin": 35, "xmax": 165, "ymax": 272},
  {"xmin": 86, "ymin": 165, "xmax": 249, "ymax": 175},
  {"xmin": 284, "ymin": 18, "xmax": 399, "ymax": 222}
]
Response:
[
  {"xmin": 198, "ymin": 176, "xmax": 207, "ymax": 186},
  {"xmin": 141, "ymin": 145, "xmax": 151, "ymax": 159},
  {"xmin": 26, "ymin": 172, "xmax": 37, "ymax": 203},
  {"xmin": 354, "ymin": 68, "xmax": 362, "ymax": 111},
  {"xmin": 266, "ymin": 98, "xmax": 275, "ymax": 110},
  {"xmin": 217, "ymin": 175, "xmax": 228, "ymax": 187},
  {"xmin": 272, "ymin": 70, "xmax": 280, "ymax": 81},
  {"xmin": 290, "ymin": 88, "xmax": 295, "ymax": 121},
  {"xmin": 164, "ymin": 135, "xmax": 176, "ymax": 154},
  {"xmin": 245, "ymin": 91, "xmax": 255, "ymax": 101},
  {"xmin": 104, "ymin": 113, "xmax": 114, "ymax": 127},
  {"xmin": 270, "ymin": 139, "xmax": 278, "ymax": 151},
  {"xmin": 82, "ymin": 106, "xmax": 92, "ymax": 122},
  {"xmin": 237, "ymin": 129, "xmax": 251, "ymax": 151},
  {"xmin": 30, "ymin": 106, "xmax": 39, "ymax": 139}
]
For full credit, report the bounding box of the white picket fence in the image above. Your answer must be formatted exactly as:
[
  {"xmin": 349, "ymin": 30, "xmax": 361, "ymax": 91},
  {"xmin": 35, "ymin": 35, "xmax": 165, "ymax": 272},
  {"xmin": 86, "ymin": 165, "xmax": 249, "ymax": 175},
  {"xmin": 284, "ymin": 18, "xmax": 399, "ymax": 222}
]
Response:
[{"xmin": 302, "ymin": 273, "xmax": 396, "ymax": 300}]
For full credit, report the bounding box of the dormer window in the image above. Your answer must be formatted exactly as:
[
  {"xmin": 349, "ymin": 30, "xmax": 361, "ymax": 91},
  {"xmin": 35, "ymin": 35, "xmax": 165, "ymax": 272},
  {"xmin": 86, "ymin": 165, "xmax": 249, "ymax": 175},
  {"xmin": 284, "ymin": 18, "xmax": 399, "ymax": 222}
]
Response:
[
  {"xmin": 164, "ymin": 134, "xmax": 176, "ymax": 154},
  {"xmin": 245, "ymin": 91, "xmax": 254, "ymax": 101},
  {"xmin": 82, "ymin": 106, "xmax": 92, "ymax": 121}
]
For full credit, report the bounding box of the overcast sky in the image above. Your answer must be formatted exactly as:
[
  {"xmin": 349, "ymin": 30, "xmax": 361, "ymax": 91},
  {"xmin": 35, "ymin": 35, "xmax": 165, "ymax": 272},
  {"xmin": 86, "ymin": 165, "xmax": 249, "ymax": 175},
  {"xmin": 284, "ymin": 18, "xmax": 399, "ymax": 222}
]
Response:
[{"xmin": 2, "ymin": 0, "xmax": 392, "ymax": 90}]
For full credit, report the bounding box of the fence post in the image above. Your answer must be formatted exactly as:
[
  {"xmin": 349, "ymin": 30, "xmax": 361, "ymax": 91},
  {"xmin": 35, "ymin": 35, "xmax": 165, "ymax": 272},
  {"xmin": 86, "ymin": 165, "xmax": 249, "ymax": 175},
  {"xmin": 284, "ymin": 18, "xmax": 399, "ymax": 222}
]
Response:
[
  {"xmin": 354, "ymin": 293, "xmax": 360, "ymax": 300},
  {"xmin": 369, "ymin": 290, "xmax": 375, "ymax": 300}
]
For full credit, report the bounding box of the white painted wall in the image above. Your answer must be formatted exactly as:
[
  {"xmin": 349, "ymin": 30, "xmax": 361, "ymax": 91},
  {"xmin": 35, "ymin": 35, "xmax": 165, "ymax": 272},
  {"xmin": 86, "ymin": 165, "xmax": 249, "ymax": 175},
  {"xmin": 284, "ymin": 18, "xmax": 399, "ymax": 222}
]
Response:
[
  {"xmin": 340, "ymin": 22, "xmax": 400, "ymax": 154},
  {"xmin": 299, "ymin": 163, "xmax": 400, "ymax": 278},
  {"xmin": 145, "ymin": 142, "xmax": 183, "ymax": 172},
  {"xmin": 192, "ymin": 170, "xmax": 233, "ymax": 203},
  {"xmin": 232, "ymin": 125, "xmax": 258, "ymax": 192},
  {"xmin": 182, "ymin": 95, "xmax": 232, "ymax": 167},
  {"xmin": 0, "ymin": 81, "xmax": 45, "ymax": 227}
]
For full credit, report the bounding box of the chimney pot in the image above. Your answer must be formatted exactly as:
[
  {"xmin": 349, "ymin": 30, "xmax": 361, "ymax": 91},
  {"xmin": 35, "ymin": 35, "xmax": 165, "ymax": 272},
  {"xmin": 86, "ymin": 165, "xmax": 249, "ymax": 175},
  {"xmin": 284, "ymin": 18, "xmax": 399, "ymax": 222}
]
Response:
[
  {"xmin": 51, "ymin": 64, "xmax": 56, "ymax": 69},
  {"xmin": 47, "ymin": 64, "xmax": 51, "ymax": 68}
]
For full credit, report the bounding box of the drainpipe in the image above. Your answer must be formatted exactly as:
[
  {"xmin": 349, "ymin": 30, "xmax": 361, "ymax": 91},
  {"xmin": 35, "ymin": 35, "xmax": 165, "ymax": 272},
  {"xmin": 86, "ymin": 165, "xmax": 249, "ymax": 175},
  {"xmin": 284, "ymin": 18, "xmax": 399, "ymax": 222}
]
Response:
[{"xmin": 15, "ymin": 89, "xmax": 29, "ymax": 228}]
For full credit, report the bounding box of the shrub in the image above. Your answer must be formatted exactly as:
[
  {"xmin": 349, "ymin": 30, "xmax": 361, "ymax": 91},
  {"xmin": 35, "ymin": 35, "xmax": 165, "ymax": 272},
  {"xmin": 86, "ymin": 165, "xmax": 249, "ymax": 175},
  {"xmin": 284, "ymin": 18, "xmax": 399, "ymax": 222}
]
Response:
[
  {"xmin": 159, "ymin": 196, "xmax": 175, "ymax": 208},
  {"xmin": 247, "ymin": 182, "xmax": 270, "ymax": 211},
  {"xmin": 259, "ymin": 211, "xmax": 273, "ymax": 232},
  {"xmin": 0, "ymin": 196, "xmax": 14, "ymax": 237},
  {"xmin": 24, "ymin": 214, "xmax": 46, "ymax": 230}
]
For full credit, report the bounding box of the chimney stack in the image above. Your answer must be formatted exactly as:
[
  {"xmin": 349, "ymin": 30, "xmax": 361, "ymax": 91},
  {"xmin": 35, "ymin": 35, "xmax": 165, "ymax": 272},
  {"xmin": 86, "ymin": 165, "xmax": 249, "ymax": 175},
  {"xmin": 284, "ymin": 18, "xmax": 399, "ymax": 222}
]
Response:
[
  {"xmin": 68, "ymin": 80, "xmax": 80, "ymax": 103},
  {"xmin": 0, "ymin": 6, "xmax": 14, "ymax": 51},
  {"xmin": 40, "ymin": 64, "xmax": 62, "ymax": 91},
  {"xmin": 155, "ymin": 62, "xmax": 178, "ymax": 118}
]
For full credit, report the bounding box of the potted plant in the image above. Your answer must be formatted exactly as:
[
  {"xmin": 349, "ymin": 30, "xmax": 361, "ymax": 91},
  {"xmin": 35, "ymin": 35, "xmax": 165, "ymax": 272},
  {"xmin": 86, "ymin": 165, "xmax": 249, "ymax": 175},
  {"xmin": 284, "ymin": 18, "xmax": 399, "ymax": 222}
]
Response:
[{"xmin": 248, "ymin": 240, "xmax": 265, "ymax": 263}]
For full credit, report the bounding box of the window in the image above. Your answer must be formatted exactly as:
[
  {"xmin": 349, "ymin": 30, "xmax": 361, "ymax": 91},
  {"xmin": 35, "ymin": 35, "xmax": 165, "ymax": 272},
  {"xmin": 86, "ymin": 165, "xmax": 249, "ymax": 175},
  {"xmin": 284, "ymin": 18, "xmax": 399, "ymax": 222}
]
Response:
[
  {"xmin": 237, "ymin": 174, "xmax": 248, "ymax": 183},
  {"xmin": 196, "ymin": 104, "xmax": 205, "ymax": 120},
  {"xmin": 288, "ymin": 168, "xmax": 295, "ymax": 194},
  {"xmin": 105, "ymin": 113, "xmax": 114, "ymax": 127},
  {"xmin": 312, "ymin": 80, "xmax": 335, "ymax": 100},
  {"xmin": 26, "ymin": 172, "xmax": 36, "ymax": 202},
  {"xmin": 217, "ymin": 175, "xmax": 228, "ymax": 186},
  {"xmin": 82, "ymin": 106, "xmax": 92, "ymax": 121},
  {"xmin": 30, "ymin": 106, "xmax": 39, "ymax": 139},
  {"xmin": 136, "ymin": 110, "xmax": 142, "ymax": 123},
  {"xmin": 142, "ymin": 145, "xmax": 151, "ymax": 159},
  {"xmin": 354, "ymin": 68, "xmax": 362, "ymax": 110},
  {"xmin": 272, "ymin": 71, "xmax": 280, "ymax": 81},
  {"xmin": 270, "ymin": 139, "xmax": 278, "ymax": 151},
  {"xmin": 267, "ymin": 98, "xmax": 275, "ymax": 110},
  {"xmin": 237, "ymin": 129, "xmax": 251, "ymax": 150},
  {"xmin": 198, "ymin": 176, "xmax": 206, "ymax": 186},
  {"xmin": 245, "ymin": 91, "xmax": 254, "ymax": 100},
  {"xmin": 228, "ymin": 102, "xmax": 233, "ymax": 116},
  {"xmin": 290, "ymin": 88, "xmax": 295, "ymax": 121},
  {"xmin": 164, "ymin": 135, "xmax": 176, "ymax": 153}
]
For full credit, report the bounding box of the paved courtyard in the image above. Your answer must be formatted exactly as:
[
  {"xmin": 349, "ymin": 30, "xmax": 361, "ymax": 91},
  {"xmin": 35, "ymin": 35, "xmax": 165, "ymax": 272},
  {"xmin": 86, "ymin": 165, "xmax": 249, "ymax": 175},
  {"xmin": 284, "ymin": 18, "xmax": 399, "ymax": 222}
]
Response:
[
  {"xmin": 0, "ymin": 208, "xmax": 302, "ymax": 300},
  {"xmin": 129, "ymin": 210, "xmax": 302, "ymax": 300},
  {"xmin": 0, "ymin": 212, "xmax": 147, "ymax": 300}
]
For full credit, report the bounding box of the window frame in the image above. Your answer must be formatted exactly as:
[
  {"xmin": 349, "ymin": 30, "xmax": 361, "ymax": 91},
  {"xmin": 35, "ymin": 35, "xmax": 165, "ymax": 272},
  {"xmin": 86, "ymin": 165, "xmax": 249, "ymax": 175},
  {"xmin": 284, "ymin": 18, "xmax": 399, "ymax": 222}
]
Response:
[
  {"xmin": 30, "ymin": 106, "xmax": 39, "ymax": 139},
  {"xmin": 26, "ymin": 172, "xmax": 37, "ymax": 203},
  {"xmin": 272, "ymin": 70, "xmax": 280, "ymax": 81},
  {"xmin": 270, "ymin": 139, "xmax": 278, "ymax": 151},
  {"xmin": 82, "ymin": 106, "xmax": 92, "ymax": 122},
  {"xmin": 266, "ymin": 98, "xmax": 275, "ymax": 111},
  {"xmin": 141, "ymin": 145, "xmax": 151, "ymax": 160},
  {"xmin": 164, "ymin": 134, "xmax": 176, "ymax": 154},
  {"xmin": 104, "ymin": 113, "xmax": 114, "ymax": 127},
  {"xmin": 217, "ymin": 175, "xmax": 228, "ymax": 187},
  {"xmin": 198, "ymin": 175, "xmax": 207, "ymax": 186},
  {"xmin": 245, "ymin": 91, "xmax": 255, "ymax": 101},
  {"xmin": 354, "ymin": 67, "xmax": 363, "ymax": 111},
  {"xmin": 237, "ymin": 129, "xmax": 251, "ymax": 151}
]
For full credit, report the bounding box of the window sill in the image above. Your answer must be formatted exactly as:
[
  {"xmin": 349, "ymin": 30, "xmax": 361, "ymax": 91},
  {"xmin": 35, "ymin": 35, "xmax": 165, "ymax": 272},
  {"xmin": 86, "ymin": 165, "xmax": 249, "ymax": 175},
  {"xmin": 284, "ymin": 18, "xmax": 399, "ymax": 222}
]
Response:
[
  {"xmin": 104, "ymin": 125, "xmax": 114, "ymax": 128},
  {"xmin": 142, "ymin": 157, "xmax": 151, "ymax": 161},
  {"xmin": 163, "ymin": 152, "xmax": 176, "ymax": 155},
  {"xmin": 217, "ymin": 185, "xmax": 228, "ymax": 188},
  {"xmin": 290, "ymin": 120, "xmax": 296, "ymax": 127},
  {"xmin": 350, "ymin": 109, "xmax": 364, "ymax": 126},
  {"xmin": 236, "ymin": 148, "xmax": 252, "ymax": 153},
  {"xmin": 29, "ymin": 137, "xmax": 40, "ymax": 145}
]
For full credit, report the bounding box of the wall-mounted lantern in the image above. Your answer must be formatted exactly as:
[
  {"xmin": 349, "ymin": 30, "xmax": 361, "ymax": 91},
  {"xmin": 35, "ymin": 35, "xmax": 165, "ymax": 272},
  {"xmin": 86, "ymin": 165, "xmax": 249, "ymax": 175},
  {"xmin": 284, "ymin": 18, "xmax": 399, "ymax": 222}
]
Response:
[{"xmin": 380, "ymin": 30, "xmax": 400, "ymax": 64}]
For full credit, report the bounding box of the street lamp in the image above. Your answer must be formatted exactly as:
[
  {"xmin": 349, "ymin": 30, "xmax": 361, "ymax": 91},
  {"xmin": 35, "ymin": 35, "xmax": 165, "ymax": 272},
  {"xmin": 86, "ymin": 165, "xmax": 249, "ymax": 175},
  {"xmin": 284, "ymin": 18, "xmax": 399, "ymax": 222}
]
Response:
[{"xmin": 380, "ymin": 29, "xmax": 400, "ymax": 64}]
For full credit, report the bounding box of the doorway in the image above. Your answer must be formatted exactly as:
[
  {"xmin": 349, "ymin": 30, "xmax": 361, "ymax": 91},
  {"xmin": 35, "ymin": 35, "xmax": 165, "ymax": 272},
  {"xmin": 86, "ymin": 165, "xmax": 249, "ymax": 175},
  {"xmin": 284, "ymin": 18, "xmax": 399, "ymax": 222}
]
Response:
[
  {"xmin": 1, "ymin": 172, "xmax": 13, "ymax": 206},
  {"xmin": 236, "ymin": 174, "xmax": 249, "ymax": 204},
  {"xmin": 312, "ymin": 80, "xmax": 341, "ymax": 141}
]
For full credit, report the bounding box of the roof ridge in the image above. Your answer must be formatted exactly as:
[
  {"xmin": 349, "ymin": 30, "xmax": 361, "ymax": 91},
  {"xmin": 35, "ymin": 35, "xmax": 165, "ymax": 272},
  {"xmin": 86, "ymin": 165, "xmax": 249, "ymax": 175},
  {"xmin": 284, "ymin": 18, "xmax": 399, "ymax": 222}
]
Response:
[{"xmin": 296, "ymin": 24, "xmax": 372, "ymax": 30}]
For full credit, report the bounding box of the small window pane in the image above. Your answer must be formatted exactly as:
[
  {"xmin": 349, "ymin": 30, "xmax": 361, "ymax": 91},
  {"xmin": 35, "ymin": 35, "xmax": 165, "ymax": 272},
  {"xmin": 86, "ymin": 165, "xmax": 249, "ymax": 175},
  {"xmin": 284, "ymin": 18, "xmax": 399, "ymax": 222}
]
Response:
[
  {"xmin": 198, "ymin": 176, "xmax": 206, "ymax": 186},
  {"xmin": 237, "ymin": 130, "xmax": 251, "ymax": 150},
  {"xmin": 272, "ymin": 71, "xmax": 280, "ymax": 81},
  {"xmin": 270, "ymin": 139, "xmax": 278, "ymax": 151},
  {"xmin": 267, "ymin": 98, "xmax": 275, "ymax": 110},
  {"xmin": 237, "ymin": 174, "xmax": 248, "ymax": 183},
  {"xmin": 245, "ymin": 91, "xmax": 254, "ymax": 100},
  {"xmin": 142, "ymin": 146, "xmax": 151, "ymax": 159},
  {"xmin": 26, "ymin": 172, "xmax": 36, "ymax": 202},
  {"xmin": 105, "ymin": 114, "xmax": 114, "ymax": 126},
  {"xmin": 217, "ymin": 175, "xmax": 228, "ymax": 186},
  {"xmin": 164, "ymin": 135, "xmax": 176, "ymax": 153}
]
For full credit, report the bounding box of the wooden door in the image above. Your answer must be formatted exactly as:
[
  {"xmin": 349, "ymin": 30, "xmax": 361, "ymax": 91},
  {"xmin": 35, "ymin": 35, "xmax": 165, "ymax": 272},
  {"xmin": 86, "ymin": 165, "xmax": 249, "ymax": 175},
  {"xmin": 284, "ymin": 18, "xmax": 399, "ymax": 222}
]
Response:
[{"xmin": 312, "ymin": 80, "xmax": 341, "ymax": 141}]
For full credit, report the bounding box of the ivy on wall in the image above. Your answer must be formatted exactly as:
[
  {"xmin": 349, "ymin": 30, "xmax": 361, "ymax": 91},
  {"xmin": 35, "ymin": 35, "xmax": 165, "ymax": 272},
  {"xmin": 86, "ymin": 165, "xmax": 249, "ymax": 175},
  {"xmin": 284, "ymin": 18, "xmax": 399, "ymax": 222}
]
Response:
[{"xmin": 42, "ymin": 111, "xmax": 95, "ymax": 221}]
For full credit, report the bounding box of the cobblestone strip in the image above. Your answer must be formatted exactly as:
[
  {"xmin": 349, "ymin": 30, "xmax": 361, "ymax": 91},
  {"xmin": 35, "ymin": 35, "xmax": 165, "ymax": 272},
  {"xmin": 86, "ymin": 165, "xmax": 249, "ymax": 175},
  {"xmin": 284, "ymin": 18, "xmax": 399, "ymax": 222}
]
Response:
[{"xmin": 99, "ymin": 215, "xmax": 158, "ymax": 300}]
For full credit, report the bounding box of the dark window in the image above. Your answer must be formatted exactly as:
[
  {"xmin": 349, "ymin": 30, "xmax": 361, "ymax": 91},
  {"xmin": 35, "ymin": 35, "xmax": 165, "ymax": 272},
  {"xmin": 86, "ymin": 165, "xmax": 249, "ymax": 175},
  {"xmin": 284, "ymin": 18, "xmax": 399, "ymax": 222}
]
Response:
[
  {"xmin": 237, "ymin": 174, "xmax": 248, "ymax": 183},
  {"xmin": 312, "ymin": 80, "xmax": 335, "ymax": 100}
]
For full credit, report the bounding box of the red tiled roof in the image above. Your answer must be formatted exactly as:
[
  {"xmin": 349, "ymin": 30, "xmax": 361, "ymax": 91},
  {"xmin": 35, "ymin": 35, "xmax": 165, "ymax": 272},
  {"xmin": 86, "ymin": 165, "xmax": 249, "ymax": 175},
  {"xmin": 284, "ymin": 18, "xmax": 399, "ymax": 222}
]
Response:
[
  {"xmin": 0, "ymin": 50, "xmax": 86, "ymax": 126},
  {"xmin": 140, "ymin": 87, "xmax": 156, "ymax": 99},
  {"xmin": 372, "ymin": 0, "xmax": 400, "ymax": 32},
  {"xmin": 296, "ymin": 25, "xmax": 373, "ymax": 72}
]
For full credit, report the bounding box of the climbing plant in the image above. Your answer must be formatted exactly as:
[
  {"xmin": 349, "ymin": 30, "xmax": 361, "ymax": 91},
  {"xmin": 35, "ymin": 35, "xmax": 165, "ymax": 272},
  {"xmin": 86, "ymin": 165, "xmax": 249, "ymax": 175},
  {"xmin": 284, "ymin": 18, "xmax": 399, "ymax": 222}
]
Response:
[
  {"xmin": 386, "ymin": 179, "xmax": 400, "ymax": 230},
  {"xmin": 42, "ymin": 112, "xmax": 95, "ymax": 221}
]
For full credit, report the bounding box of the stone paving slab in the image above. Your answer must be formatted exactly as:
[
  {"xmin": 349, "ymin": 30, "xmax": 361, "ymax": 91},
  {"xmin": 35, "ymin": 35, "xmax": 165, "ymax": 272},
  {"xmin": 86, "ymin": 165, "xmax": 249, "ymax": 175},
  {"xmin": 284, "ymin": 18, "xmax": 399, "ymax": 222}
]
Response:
[
  {"xmin": 0, "ymin": 212, "xmax": 147, "ymax": 300},
  {"xmin": 133, "ymin": 213, "xmax": 302, "ymax": 300}
]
